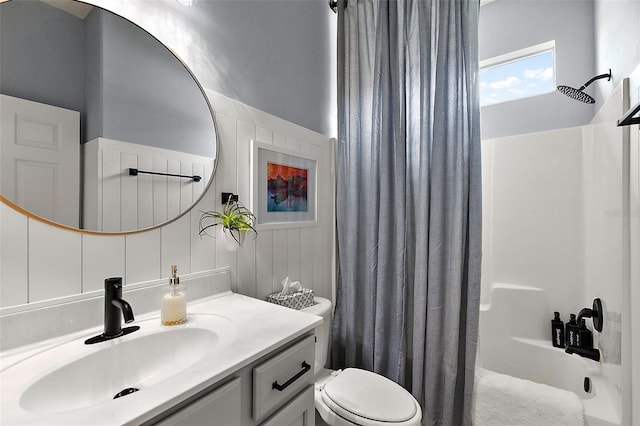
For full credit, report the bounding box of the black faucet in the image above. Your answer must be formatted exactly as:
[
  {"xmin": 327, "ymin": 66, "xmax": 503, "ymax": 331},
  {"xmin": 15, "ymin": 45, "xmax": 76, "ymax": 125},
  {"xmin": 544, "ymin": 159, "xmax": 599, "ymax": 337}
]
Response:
[
  {"xmin": 577, "ymin": 298, "xmax": 604, "ymax": 332},
  {"xmin": 565, "ymin": 346, "xmax": 601, "ymax": 362},
  {"xmin": 104, "ymin": 277, "xmax": 135, "ymax": 337},
  {"xmin": 85, "ymin": 277, "xmax": 139, "ymax": 345}
]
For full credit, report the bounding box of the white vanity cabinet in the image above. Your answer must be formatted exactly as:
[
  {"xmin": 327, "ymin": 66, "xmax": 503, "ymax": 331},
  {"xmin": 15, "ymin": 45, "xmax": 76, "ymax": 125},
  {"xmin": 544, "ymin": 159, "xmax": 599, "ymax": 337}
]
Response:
[
  {"xmin": 150, "ymin": 333, "xmax": 315, "ymax": 426},
  {"xmin": 260, "ymin": 386, "xmax": 315, "ymax": 426},
  {"xmin": 253, "ymin": 335, "xmax": 315, "ymax": 423},
  {"xmin": 154, "ymin": 378, "xmax": 242, "ymax": 425}
]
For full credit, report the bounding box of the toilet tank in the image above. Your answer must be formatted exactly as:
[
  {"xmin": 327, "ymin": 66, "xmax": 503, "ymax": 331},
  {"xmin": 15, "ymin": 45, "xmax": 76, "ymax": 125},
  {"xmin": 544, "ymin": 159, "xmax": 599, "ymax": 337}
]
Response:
[{"xmin": 301, "ymin": 296, "xmax": 332, "ymax": 373}]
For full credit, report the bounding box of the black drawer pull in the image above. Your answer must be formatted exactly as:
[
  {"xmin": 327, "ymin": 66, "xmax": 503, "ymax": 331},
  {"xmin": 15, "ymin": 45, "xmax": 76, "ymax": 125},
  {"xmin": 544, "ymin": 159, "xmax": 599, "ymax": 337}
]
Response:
[{"xmin": 272, "ymin": 361, "xmax": 311, "ymax": 391}]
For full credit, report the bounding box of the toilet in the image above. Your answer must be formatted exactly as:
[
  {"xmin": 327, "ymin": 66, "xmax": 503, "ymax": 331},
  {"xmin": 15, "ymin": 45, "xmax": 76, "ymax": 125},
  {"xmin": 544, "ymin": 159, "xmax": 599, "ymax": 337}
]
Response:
[{"xmin": 301, "ymin": 297, "xmax": 422, "ymax": 426}]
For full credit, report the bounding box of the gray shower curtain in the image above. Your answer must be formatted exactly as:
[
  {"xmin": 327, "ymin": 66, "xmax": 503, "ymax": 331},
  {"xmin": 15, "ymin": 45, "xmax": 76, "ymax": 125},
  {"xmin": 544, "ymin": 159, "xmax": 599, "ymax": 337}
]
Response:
[{"xmin": 331, "ymin": 1, "xmax": 482, "ymax": 425}]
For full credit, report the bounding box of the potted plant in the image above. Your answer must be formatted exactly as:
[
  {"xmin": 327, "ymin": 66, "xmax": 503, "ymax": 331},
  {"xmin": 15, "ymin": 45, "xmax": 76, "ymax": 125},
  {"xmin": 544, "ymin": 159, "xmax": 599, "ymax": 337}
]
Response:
[{"xmin": 199, "ymin": 199, "xmax": 257, "ymax": 251}]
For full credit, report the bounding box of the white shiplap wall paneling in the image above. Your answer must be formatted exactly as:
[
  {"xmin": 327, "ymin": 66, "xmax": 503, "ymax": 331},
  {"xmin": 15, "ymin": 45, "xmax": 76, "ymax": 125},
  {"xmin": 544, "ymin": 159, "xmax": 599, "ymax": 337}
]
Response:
[
  {"xmin": 272, "ymin": 229, "xmax": 289, "ymax": 295},
  {"xmin": 0, "ymin": 202, "xmax": 28, "ymax": 307},
  {"xmin": 273, "ymin": 131, "xmax": 287, "ymax": 149},
  {"xmin": 28, "ymin": 219, "xmax": 82, "ymax": 302},
  {"xmin": 167, "ymin": 159, "xmax": 182, "ymax": 221},
  {"xmin": 253, "ymin": 124, "xmax": 274, "ymax": 298},
  {"xmin": 214, "ymin": 112, "xmax": 239, "ymax": 292},
  {"xmin": 179, "ymin": 162, "xmax": 193, "ymax": 212},
  {"xmin": 256, "ymin": 127, "xmax": 273, "ymax": 144},
  {"xmin": 136, "ymin": 155, "xmax": 154, "ymax": 230},
  {"xmin": 84, "ymin": 138, "xmax": 213, "ymax": 232},
  {"xmin": 82, "ymin": 234, "xmax": 125, "ymax": 293},
  {"xmin": 299, "ymin": 227, "xmax": 315, "ymax": 297},
  {"xmin": 121, "ymin": 152, "xmax": 139, "ymax": 231},
  {"xmin": 191, "ymin": 163, "xmax": 206, "ymax": 210},
  {"xmin": 161, "ymin": 213, "xmax": 192, "ymax": 277},
  {"xmin": 125, "ymin": 228, "xmax": 161, "ymax": 285},
  {"xmin": 237, "ymin": 120, "xmax": 257, "ymax": 297},
  {"xmin": 208, "ymin": 90, "xmax": 334, "ymax": 301},
  {"xmin": 315, "ymin": 143, "xmax": 333, "ymax": 298},
  {"xmin": 256, "ymin": 228, "xmax": 274, "ymax": 301},
  {"xmin": 287, "ymin": 229, "xmax": 301, "ymax": 285},
  {"xmin": 286, "ymin": 135, "xmax": 301, "ymax": 152},
  {"xmin": 237, "ymin": 120, "xmax": 255, "ymax": 217},
  {"xmin": 0, "ymin": 88, "xmax": 334, "ymax": 317},
  {"xmin": 152, "ymin": 157, "xmax": 168, "ymax": 226},
  {"xmin": 190, "ymin": 181, "xmax": 217, "ymax": 274},
  {"xmin": 102, "ymin": 149, "xmax": 122, "ymax": 232},
  {"xmin": 81, "ymin": 143, "xmax": 99, "ymax": 231}
]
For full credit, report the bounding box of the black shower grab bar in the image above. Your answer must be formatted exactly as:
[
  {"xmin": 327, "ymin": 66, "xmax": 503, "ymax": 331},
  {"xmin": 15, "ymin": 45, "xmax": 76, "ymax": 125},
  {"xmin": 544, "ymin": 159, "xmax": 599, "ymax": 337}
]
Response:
[
  {"xmin": 617, "ymin": 100, "xmax": 640, "ymax": 127},
  {"xmin": 128, "ymin": 168, "xmax": 201, "ymax": 182}
]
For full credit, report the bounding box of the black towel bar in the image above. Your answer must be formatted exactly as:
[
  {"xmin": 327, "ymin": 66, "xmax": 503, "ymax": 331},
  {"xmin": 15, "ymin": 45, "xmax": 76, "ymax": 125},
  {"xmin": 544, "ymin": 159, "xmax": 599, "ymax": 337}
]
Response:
[{"xmin": 128, "ymin": 168, "xmax": 201, "ymax": 182}]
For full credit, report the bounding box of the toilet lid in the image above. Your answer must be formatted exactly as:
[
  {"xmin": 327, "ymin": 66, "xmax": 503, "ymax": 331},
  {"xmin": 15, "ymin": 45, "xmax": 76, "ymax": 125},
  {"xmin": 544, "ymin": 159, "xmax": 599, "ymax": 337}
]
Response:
[{"xmin": 322, "ymin": 368, "xmax": 418, "ymax": 423}]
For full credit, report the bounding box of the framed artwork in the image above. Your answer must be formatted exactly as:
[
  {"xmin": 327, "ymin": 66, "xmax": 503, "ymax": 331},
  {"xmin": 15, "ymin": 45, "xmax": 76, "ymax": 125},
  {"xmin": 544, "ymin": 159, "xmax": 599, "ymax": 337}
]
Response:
[{"xmin": 251, "ymin": 140, "xmax": 317, "ymax": 229}]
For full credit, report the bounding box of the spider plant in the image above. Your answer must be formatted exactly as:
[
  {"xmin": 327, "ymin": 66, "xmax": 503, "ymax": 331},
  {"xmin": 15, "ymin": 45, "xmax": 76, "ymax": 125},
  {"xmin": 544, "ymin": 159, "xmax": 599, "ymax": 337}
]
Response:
[{"xmin": 199, "ymin": 199, "xmax": 257, "ymax": 247}]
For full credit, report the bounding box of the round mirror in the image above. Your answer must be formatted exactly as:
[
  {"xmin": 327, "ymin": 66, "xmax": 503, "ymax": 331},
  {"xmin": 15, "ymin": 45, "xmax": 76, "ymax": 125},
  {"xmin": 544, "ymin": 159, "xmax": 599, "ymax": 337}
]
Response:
[{"xmin": 0, "ymin": 0, "xmax": 218, "ymax": 233}]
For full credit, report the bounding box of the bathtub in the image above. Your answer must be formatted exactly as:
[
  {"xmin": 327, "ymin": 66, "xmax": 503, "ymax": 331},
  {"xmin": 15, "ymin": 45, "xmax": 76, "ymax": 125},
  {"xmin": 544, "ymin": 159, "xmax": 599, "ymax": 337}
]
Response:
[{"xmin": 478, "ymin": 284, "xmax": 623, "ymax": 426}]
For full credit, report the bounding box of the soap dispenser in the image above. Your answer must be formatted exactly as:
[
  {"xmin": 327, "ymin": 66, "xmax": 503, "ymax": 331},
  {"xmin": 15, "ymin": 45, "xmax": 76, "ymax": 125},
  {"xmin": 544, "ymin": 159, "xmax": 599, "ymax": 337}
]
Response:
[
  {"xmin": 577, "ymin": 319, "xmax": 593, "ymax": 348},
  {"xmin": 161, "ymin": 265, "xmax": 186, "ymax": 325},
  {"xmin": 566, "ymin": 313, "xmax": 579, "ymax": 347},
  {"xmin": 551, "ymin": 312, "xmax": 565, "ymax": 348}
]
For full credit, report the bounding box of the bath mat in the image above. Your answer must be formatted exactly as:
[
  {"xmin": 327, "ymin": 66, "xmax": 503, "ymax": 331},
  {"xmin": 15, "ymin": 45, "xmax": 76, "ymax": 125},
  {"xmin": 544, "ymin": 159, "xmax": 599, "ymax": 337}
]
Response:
[{"xmin": 472, "ymin": 367, "xmax": 584, "ymax": 426}]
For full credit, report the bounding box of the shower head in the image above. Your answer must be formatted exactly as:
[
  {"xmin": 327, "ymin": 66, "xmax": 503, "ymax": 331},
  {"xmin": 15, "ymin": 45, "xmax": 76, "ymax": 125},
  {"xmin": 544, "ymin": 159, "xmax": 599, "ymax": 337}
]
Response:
[
  {"xmin": 557, "ymin": 69, "xmax": 611, "ymax": 104},
  {"xmin": 557, "ymin": 85, "xmax": 596, "ymax": 104}
]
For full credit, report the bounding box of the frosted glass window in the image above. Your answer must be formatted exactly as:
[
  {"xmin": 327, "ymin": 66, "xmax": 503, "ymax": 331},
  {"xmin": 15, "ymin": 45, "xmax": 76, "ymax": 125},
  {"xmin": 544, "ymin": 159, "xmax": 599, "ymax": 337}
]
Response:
[{"xmin": 480, "ymin": 42, "xmax": 555, "ymax": 107}]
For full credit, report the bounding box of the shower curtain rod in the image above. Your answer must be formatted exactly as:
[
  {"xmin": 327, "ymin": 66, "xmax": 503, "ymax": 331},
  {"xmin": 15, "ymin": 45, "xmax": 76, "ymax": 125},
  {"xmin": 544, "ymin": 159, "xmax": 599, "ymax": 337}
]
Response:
[{"xmin": 617, "ymin": 100, "xmax": 640, "ymax": 126}]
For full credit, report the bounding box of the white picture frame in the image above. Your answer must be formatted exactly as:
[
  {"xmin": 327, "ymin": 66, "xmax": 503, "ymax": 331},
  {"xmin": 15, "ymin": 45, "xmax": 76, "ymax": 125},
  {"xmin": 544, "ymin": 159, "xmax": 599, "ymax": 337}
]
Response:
[{"xmin": 250, "ymin": 140, "xmax": 317, "ymax": 230}]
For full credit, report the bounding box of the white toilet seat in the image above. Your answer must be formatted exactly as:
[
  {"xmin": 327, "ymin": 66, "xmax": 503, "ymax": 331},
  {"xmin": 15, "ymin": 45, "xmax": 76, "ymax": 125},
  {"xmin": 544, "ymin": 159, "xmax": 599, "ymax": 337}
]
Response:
[{"xmin": 315, "ymin": 368, "xmax": 422, "ymax": 426}]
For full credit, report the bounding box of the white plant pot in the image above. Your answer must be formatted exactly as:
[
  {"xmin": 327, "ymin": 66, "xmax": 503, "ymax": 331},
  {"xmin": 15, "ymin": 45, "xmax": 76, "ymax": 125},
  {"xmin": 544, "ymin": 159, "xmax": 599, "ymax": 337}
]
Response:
[{"xmin": 220, "ymin": 227, "xmax": 246, "ymax": 252}]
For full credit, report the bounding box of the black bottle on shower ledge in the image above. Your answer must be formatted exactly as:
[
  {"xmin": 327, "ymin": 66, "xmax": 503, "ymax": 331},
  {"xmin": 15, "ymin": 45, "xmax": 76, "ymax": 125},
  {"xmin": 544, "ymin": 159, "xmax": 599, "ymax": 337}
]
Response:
[
  {"xmin": 566, "ymin": 314, "xmax": 579, "ymax": 347},
  {"xmin": 577, "ymin": 319, "xmax": 593, "ymax": 348},
  {"xmin": 551, "ymin": 311, "xmax": 565, "ymax": 348}
]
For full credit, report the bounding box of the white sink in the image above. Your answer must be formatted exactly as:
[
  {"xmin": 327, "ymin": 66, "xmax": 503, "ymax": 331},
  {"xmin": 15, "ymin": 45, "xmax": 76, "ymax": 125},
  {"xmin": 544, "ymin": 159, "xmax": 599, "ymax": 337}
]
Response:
[{"xmin": 1, "ymin": 314, "xmax": 236, "ymax": 415}]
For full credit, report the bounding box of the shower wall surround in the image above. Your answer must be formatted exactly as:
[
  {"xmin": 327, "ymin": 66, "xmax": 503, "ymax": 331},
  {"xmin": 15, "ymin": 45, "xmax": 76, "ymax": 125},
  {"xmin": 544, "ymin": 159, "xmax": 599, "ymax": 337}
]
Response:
[
  {"xmin": 593, "ymin": 0, "xmax": 640, "ymax": 116},
  {"xmin": 0, "ymin": 90, "xmax": 335, "ymax": 345},
  {"xmin": 481, "ymin": 125, "xmax": 586, "ymax": 315},
  {"xmin": 481, "ymin": 77, "xmax": 637, "ymax": 425},
  {"xmin": 630, "ymin": 66, "xmax": 640, "ymax": 425}
]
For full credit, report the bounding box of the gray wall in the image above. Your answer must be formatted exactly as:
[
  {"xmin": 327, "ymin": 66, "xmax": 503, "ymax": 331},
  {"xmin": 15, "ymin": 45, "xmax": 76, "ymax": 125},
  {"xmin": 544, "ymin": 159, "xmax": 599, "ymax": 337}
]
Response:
[
  {"xmin": 85, "ymin": 8, "xmax": 215, "ymax": 156},
  {"xmin": 0, "ymin": 1, "xmax": 85, "ymax": 113},
  {"xmin": 594, "ymin": 0, "xmax": 640, "ymax": 112},
  {"xmin": 159, "ymin": 0, "xmax": 335, "ymax": 136},
  {"xmin": 479, "ymin": 0, "xmax": 596, "ymax": 139},
  {"xmin": 1, "ymin": 1, "xmax": 216, "ymax": 157}
]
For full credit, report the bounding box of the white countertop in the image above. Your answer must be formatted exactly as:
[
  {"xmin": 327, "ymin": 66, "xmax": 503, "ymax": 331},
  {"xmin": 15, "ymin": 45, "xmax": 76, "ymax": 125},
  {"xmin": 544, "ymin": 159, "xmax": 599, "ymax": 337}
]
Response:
[{"xmin": 0, "ymin": 291, "xmax": 322, "ymax": 425}]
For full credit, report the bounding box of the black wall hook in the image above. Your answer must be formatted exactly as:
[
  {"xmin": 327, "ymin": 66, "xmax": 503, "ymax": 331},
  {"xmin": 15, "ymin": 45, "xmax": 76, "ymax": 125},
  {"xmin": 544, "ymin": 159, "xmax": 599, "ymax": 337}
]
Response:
[{"xmin": 221, "ymin": 192, "xmax": 239, "ymax": 204}]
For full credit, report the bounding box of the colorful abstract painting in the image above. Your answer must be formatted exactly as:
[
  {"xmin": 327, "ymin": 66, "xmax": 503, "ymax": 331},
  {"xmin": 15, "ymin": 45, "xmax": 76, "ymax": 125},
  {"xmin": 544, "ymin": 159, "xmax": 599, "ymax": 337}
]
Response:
[{"xmin": 266, "ymin": 162, "xmax": 308, "ymax": 212}]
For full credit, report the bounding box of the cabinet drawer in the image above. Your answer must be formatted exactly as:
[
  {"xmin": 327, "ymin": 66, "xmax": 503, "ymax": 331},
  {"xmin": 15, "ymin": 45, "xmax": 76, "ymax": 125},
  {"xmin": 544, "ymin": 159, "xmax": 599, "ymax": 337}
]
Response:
[
  {"xmin": 260, "ymin": 385, "xmax": 315, "ymax": 426},
  {"xmin": 253, "ymin": 334, "xmax": 315, "ymax": 422}
]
